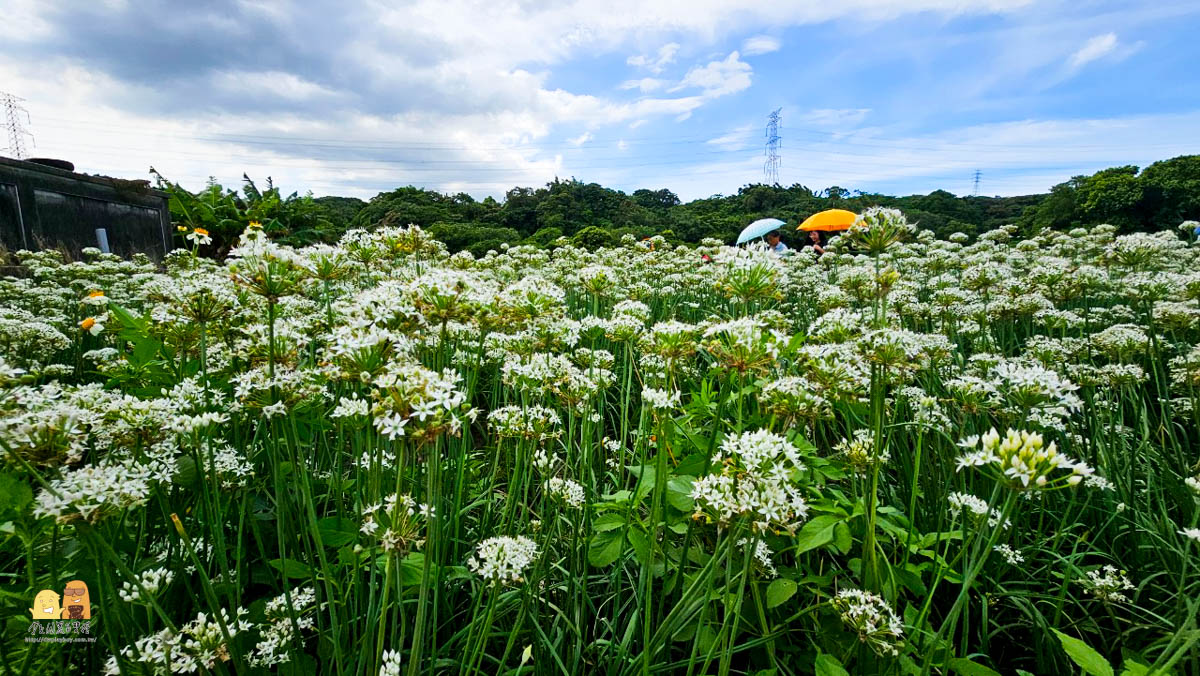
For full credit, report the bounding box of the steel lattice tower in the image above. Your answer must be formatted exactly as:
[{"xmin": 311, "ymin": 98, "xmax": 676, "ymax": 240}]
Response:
[
  {"xmin": 764, "ymin": 108, "xmax": 781, "ymax": 184},
  {"xmin": 973, "ymin": 169, "xmax": 981, "ymax": 196},
  {"xmin": 1, "ymin": 92, "xmax": 33, "ymax": 159}
]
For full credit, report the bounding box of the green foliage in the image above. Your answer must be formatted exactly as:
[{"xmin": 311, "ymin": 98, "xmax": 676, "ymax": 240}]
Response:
[
  {"xmin": 1022, "ymin": 156, "xmax": 1200, "ymax": 233},
  {"xmin": 525, "ymin": 226, "xmax": 564, "ymax": 248},
  {"xmin": 1052, "ymin": 629, "xmax": 1115, "ymax": 676},
  {"xmin": 152, "ymin": 170, "xmax": 359, "ymax": 253},
  {"xmin": 571, "ymin": 224, "xmax": 617, "ymax": 249},
  {"xmin": 156, "ymin": 156, "xmax": 1200, "ymax": 257},
  {"xmin": 426, "ymin": 222, "xmax": 520, "ymax": 254}
]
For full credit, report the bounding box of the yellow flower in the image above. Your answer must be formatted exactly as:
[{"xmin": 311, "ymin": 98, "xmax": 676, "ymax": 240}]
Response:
[
  {"xmin": 176, "ymin": 225, "xmax": 188, "ymax": 232},
  {"xmin": 88, "ymin": 290, "xmax": 105, "ymax": 298},
  {"xmin": 193, "ymin": 227, "xmax": 209, "ymax": 236},
  {"xmin": 80, "ymin": 317, "xmax": 96, "ymax": 331},
  {"xmin": 248, "ymin": 221, "xmax": 262, "ymax": 229}
]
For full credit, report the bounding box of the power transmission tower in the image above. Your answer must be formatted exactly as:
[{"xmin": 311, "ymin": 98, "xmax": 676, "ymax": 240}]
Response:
[
  {"xmin": 1, "ymin": 91, "xmax": 34, "ymax": 159},
  {"xmin": 972, "ymin": 169, "xmax": 981, "ymax": 196},
  {"xmin": 764, "ymin": 108, "xmax": 781, "ymax": 185}
]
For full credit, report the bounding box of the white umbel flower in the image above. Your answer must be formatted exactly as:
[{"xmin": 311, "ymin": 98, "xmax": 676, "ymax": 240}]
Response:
[
  {"xmin": 119, "ymin": 567, "xmax": 175, "ymax": 602},
  {"xmin": 691, "ymin": 429, "xmax": 809, "ymax": 534},
  {"xmin": 641, "ymin": 386, "xmax": 681, "ymax": 411},
  {"xmin": 467, "ymin": 536, "xmax": 539, "ymax": 584},
  {"xmin": 543, "ymin": 477, "xmax": 585, "ymax": 508},
  {"xmin": 832, "ymin": 589, "xmax": 905, "ymax": 656}
]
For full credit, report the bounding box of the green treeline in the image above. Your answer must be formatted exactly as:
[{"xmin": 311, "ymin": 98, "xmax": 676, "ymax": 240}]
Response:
[{"xmin": 159, "ymin": 155, "xmax": 1200, "ymax": 254}]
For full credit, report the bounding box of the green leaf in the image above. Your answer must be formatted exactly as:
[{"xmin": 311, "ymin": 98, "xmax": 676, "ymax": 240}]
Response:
[
  {"xmin": 268, "ymin": 558, "xmax": 314, "ymax": 579},
  {"xmin": 1118, "ymin": 661, "xmax": 1151, "ymax": 676},
  {"xmin": 814, "ymin": 652, "xmax": 850, "ymax": 676},
  {"xmin": 399, "ymin": 552, "xmax": 427, "ymax": 586},
  {"xmin": 666, "ymin": 475, "xmax": 695, "ymax": 511},
  {"xmin": 588, "ymin": 529, "xmax": 624, "ymax": 567},
  {"xmin": 832, "ymin": 521, "xmax": 852, "ymax": 554},
  {"xmin": 1052, "ymin": 629, "xmax": 1114, "ymax": 676},
  {"xmin": 172, "ymin": 456, "xmax": 197, "ymax": 487},
  {"xmin": 948, "ymin": 657, "xmax": 1002, "ymax": 676},
  {"xmin": 765, "ymin": 578, "xmax": 797, "ymax": 609},
  {"xmin": 794, "ymin": 515, "xmax": 841, "ymax": 554},
  {"xmin": 0, "ymin": 472, "xmax": 33, "ymax": 519},
  {"xmin": 316, "ymin": 517, "xmax": 358, "ymax": 547},
  {"xmin": 627, "ymin": 527, "xmax": 650, "ymax": 565},
  {"xmin": 593, "ymin": 513, "xmax": 626, "ymax": 532},
  {"xmin": 629, "ymin": 465, "xmax": 657, "ymax": 501}
]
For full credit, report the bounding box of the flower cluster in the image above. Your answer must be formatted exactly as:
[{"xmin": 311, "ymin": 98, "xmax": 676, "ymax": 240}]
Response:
[
  {"xmin": 947, "ymin": 492, "xmax": 1011, "ymax": 529},
  {"xmin": 691, "ymin": 430, "xmax": 809, "ymax": 534},
  {"xmin": 543, "ymin": 477, "xmax": 586, "ymax": 508},
  {"xmin": 956, "ymin": 428, "xmax": 1099, "ymax": 491},
  {"xmin": 832, "ymin": 589, "xmax": 905, "ymax": 656},
  {"xmin": 488, "ymin": 405, "xmax": 562, "ymax": 441},
  {"xmin": 467, "ymin": 536, "xmax": 539, "ymax": 584},
  {"xmin": 119, "ymin": 567, "xmax": 175, "ymax": 603},
  {"xmin": 1081, "ymin": 565, "xmax": 1136, "ymax": 604}
]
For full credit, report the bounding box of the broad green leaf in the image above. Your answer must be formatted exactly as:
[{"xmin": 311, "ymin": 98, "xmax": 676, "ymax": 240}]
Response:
[
  {"xmin": 316, "ymin": 517, "xmax": 358, "ymax": 547},
  {"xmin": 588, "ymin": 529, "xmax": 624, "ymax": 567},
  {"xmin": 0, "ymin": 472, "xmax": 33, "ymax": 519},
  {"xmin": 948, "ymin": 657, "xmax": 1003, "ymax": 676},
  {"xmin": 172, "ymin": 456, "xmax": 198, "ymax": 486},
  {"xmin": 666, "ymin": 475, "xmax": 696, "ymax": 511},
  {"xmin": 398, "ymin": 552, "xmax": 427, "ymax": 586},
  {"xmin": 765, "ymin": 578, "xmax": 797, "ymax": 609},
  {"xmin": 794, "ymin": 515, "xmax": 841, "ymax": 554},
  {"xmin": 627, "ymin": 527, "xmax": 650, "ymax": 564},
  {"xmin": 832, "ymin": 521, "xmax": 852, "ymax": 554},
  {"xmin": 1052, "ymin": 629, "xmax": 1114, "ymax": 676},
  {"xmin": 814, "ymin": 652, "xmax": 850, "ymax": 676},
  {"xmin": 1118, "ymin": 661, "xmax": 1151, "ymax": 676},
  {"xmin": 592, "ymin": 513, "xmax": 626, "ymax": 532},
  {"xmin": 631, "ymin": 465, "xmax": 657, "ymax": 501},
  {"xmin": 268, "ymin": 558, "xmax": 313, "ymax": 579}
]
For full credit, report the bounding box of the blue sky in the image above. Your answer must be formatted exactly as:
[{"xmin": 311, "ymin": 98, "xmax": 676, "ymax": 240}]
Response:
[{"xmin": 1, "ymin": 0, "xmax": 1198, "ymax": 201}]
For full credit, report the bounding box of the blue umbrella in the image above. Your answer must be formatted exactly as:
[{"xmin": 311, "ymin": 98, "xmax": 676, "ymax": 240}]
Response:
[{"xmin": 736, "ymin": 218, "xmax": 787, "ymax": 245}]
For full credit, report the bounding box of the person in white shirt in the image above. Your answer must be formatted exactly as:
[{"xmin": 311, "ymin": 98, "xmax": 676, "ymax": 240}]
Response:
[{"xmin": 766, "ymin": 230, "xmax": 788, "ymax": 254}]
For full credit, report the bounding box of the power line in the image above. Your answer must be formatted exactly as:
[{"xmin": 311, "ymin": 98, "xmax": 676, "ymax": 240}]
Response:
[
  {"xmin": 35, "ymin": 112, "xmax": 1197, "ymax": 154},
  {"xmin": 764, "ymin": 108, "xmax": 781, "ymax": 184},
  {"xmin": 1, "ymin": 91, "xmax": 34, "ymax": 159}
]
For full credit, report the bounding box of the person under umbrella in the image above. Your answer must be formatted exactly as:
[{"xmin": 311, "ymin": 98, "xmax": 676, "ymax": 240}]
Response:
[
  {"xmin": 765, "ymin": 230, "xmax": 789, "ymax": 254},
  {"xmin": 803, "ymin": 230, "xmax": 826, "ymax": 255}
]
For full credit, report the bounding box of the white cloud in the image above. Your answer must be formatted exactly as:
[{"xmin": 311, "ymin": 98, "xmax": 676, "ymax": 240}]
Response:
[
  {"xmin": 706, "ymin": 124, "xmax": 756, "ymax": 150},
  {"xmin": 1, "ymin": 0, "xmax": 1107, "ymax": 199},
  {"xmin": 1067, "ymin": 32, "xmax": 1118, "ymax": 71},
  {"xmin": 620, "ymin": 78, "xmax": 667, "ymax": 93},
  {"xmin": 568, "ymin": 131, "xmax": 593, "ymax": 146},
  {"xmin": 672, "ymin": 51, "xmax": 752, "ymax": 97},
  {"xmin": 627, "ymin": 43, "xmax": 680, "ymax": 73},
  {"xmin": 210, "ymin": 70, "xmax": 339, "ymax": 101},
  {"xmin": 665, "ymin": 111, "xmax": 1200, "ymax": 200},
  {"xmin": 742, "ymin": 35, "xmax": 781, "ymax": 56},
  {"xmin": 617, "ymin": 139, "xmax": 628, "ymax": 150},
  {"xmin": 797, "ymin": 108, "xmax": 872, "ymax": 127}
]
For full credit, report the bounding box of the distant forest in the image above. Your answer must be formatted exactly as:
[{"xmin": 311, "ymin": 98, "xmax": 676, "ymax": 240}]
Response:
[{"xmin": 159, "ymin": 155, "xmax": 1200, "ymax": 255}]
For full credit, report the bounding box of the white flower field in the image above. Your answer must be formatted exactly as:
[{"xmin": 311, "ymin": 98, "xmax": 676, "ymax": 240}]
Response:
[{"xmin": 3, "ymin": 209, "xmax": 1199, "ymax": 675}]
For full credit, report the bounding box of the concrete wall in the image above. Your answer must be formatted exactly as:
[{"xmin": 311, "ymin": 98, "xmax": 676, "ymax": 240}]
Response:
[{"xmin": 0, "ymin": 156, "xmax": 171, "ymax": 260}]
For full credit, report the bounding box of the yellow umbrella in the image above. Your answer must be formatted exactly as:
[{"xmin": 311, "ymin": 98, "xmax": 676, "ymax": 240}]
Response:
[{"xmin": 797, "ymin": 209, "xmax": 858, "ymax": 232}]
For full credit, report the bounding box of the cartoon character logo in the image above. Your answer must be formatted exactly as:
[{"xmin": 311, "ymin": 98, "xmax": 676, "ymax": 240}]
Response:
[
  {"xmin": 30, "ymin": 589, "xmax": 61, "ymax": 620},
  {"xmin": 61, "ymin": 581, "xmax": 91, "ymax": 620}
]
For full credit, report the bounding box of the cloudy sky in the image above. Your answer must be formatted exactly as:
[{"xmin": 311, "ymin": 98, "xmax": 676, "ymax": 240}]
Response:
[{"xmin": 2, "ymin": 0, "xmax": 1198, "ymax": 201}]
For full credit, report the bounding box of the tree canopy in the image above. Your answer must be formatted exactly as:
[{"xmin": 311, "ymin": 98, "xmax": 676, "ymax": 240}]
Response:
[{"xmin": 159, "ymin": 155, "xmax": 1200, "ymax": 254}]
